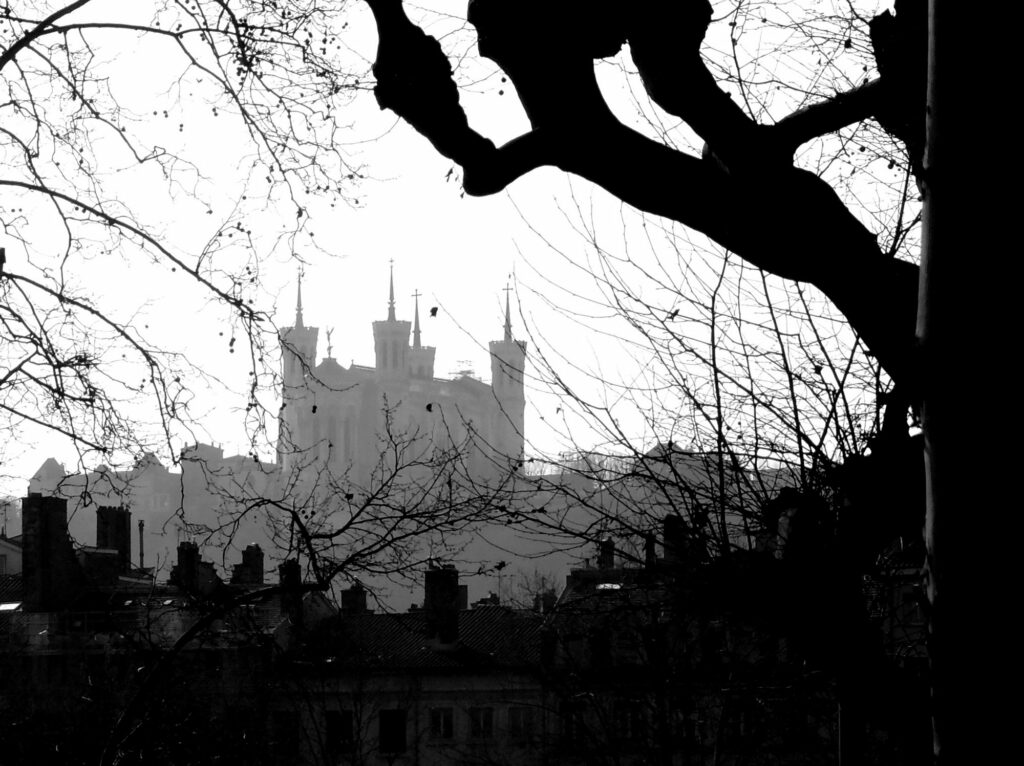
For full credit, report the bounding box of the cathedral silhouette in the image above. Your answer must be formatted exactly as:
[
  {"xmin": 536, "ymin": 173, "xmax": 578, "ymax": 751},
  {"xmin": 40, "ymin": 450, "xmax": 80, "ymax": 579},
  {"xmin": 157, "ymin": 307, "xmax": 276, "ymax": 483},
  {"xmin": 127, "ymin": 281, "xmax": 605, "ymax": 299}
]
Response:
[{"xmin": 277, "ymin": 265, "xmax": 527, "ymax": 488}]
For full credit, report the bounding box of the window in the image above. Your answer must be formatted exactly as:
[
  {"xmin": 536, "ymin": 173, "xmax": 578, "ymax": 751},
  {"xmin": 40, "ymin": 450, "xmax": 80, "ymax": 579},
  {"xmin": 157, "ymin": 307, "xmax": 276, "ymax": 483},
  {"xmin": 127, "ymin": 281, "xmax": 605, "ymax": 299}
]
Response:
[
  {"xmin": 468, "ymin": 707, "xmax": 494, "ymax": 739},
  {"xmin": 508, "ymin": 706, "xmax": 534, "ymax": 740},
  {"xmin": 326, "ymin": 709, "xmax": 354, "ymax": 755},
  {"xmin": 430, "ymin": 707, "xmax": 454, "ymax": 740},
  {"xmin": 379, "ymin": 709, "xmax": 407, "ymax": 754}
]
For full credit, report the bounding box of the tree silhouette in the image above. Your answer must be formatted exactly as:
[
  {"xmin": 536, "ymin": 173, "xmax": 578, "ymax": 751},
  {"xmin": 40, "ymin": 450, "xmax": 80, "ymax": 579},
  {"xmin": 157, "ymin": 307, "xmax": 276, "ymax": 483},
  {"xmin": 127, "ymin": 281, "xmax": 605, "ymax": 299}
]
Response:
[{"xmin": 359, "ymin": 1, "xmax": 1002, "ymax": 761}]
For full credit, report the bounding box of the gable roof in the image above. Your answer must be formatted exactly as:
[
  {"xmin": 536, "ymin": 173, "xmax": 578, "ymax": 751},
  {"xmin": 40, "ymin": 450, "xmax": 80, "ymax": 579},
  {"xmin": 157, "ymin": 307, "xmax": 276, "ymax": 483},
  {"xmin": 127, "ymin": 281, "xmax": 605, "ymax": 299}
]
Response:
[{"xmin": 298, "ymin": 605, "xmax": 543, "ymax": 673}]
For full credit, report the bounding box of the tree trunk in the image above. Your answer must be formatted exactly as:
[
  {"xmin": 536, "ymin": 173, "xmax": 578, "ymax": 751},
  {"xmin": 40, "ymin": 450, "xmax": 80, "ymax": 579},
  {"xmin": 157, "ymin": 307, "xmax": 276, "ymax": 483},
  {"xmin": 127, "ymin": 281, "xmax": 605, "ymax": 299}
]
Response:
[{"xmin": 920, "ymin": 4, "xmax": 1006, "ymax": 763}]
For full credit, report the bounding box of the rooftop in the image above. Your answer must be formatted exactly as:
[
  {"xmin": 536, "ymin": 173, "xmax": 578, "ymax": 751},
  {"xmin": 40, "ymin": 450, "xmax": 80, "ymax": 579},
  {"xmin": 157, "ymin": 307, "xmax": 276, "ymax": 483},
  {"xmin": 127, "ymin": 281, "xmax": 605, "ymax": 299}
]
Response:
[{"xmin": 297, "ymin": 604, "xmax": 543, "ymax": 673}]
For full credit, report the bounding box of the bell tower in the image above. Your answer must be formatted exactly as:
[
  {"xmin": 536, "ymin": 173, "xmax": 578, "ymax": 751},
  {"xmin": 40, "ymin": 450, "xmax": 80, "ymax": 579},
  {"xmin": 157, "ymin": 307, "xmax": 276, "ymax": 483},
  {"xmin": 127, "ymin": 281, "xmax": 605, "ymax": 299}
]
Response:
[
  {"xmin": 278, "ymin": 273, "xmax": 318, "ymax": 467},
  {"xmin": 407, "ymin": 289, "xmax": 436, "ymax": 380},
  {"xmin": 488, "ymin": 285, "xmax": 527, "ymax": 465},
  {"xmin": 372, "ymin": 262, "xmax": 412, "ymax": 382}
]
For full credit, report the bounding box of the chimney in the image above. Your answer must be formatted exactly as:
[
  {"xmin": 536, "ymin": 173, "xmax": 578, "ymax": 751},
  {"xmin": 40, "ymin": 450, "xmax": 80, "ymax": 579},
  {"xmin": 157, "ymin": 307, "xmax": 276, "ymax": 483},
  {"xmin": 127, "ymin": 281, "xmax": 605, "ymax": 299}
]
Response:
[
  {"xmin": 542, "ymin": 589, "xmax": 557, "ymax": 613},
  {"xmin": 170, "ymin": 541, "xmax": 200, "ymax": 591},
  {"xmin": 424, "ymin": 565, "xmax": 460, "ymax": 645},
  {"xmin": 341, "ymin": 582, "xmax": 368, "ymax": 613},
  {"xmin": 231, "ymin": 544, "xmax": 265, "ymax": 586},
  {"xmin": 597, "ymin": 538, "xmax": 615, "ymax": 570},
  {"xmin": 663, "ymin": 514, "xmax": 686, "ymax": 564},
  {"xmin": 533, "ymin": 589, "xmax": 558, "ymax": 614},
  {"xmin": 21, "ymin": 494, "xmax": 80, "ymax": 610},
  {"xmin": 644, "ymin": 532, "xmax": 658, "ymax": 568},
  {"xmin": 279, "ymin": 559, "xmax": 302, "ymax": 626},
  {"xmin": 138, "ymin": 519, "xmax": 145, "ymax": 570},
  {"xmin": 96, "ymin": 506, "xmax": 131, "ymax": 573}
]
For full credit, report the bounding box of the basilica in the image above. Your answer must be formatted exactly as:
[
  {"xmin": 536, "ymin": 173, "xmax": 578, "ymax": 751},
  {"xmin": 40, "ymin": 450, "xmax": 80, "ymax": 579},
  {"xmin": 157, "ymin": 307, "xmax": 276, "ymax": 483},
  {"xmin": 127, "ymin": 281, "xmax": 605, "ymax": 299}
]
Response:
[{"xmin": 278, "ymin": 267, "xmax": 527, "ymax": 488}]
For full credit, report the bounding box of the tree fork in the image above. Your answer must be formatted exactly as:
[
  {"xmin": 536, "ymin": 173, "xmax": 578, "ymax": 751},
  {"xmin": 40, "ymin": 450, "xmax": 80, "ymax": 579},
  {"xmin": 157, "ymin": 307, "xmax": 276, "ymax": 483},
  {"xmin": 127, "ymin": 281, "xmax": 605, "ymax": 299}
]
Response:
[{"xmin": 363, "ymin": 0, "xmax": 921, "ymax": 384}]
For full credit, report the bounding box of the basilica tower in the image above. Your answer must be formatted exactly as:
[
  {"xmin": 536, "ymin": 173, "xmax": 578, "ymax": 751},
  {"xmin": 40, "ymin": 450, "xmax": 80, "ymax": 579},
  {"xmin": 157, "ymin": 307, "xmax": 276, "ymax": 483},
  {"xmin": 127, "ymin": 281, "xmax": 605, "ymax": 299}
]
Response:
[
  {"xmin": 488, "ymin": 288, "xmax": 527, "ymax": 465},
  {"xmin": 278, "ymin": 276, "xmax": 318, "ymax": 468},
  {"xmin": 407, "ymin": 290, "xmax": 436, "ymax": 380},
  {"xmin": 372, "ymin": 263, "xmax": 412, "ymax": 382}
]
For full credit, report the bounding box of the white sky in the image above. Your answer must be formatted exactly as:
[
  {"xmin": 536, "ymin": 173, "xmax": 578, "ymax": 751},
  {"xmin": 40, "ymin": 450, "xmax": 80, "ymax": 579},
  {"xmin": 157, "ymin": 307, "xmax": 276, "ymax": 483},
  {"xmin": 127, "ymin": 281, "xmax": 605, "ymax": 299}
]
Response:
[
  {"xmin": 0, "ymin": 1, "xmax": 637, "ymax": 497},
  {"xmin": 1, "ymin": 1, "xmax": 897, "ymax": 502}
]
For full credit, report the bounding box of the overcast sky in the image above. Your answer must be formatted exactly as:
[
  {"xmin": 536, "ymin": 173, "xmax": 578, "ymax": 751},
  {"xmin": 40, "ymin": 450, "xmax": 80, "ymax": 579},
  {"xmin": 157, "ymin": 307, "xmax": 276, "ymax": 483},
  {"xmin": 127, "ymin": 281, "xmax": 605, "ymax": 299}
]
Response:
[
  {"xmin": 2, "ymin": 1, "xmax": 892, "ymax": 501},
  {"xmin": 2, "ymin": 1, "xmax": 659, "ymax": 497}
]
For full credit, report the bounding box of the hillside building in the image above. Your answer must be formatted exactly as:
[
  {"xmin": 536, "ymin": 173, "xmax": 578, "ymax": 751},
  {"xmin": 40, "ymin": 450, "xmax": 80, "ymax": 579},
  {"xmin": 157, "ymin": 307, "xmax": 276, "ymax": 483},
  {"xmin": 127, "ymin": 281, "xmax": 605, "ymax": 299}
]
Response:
[{"xmin": 277, "ymin": 266, "xmax": 527, "ymax": 487}]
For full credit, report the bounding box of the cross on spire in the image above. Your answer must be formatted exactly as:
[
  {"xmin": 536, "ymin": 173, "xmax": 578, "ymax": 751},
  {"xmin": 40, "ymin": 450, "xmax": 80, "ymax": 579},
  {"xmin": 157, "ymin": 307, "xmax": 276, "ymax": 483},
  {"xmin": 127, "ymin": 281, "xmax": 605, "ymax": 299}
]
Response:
[
  {"xmin": 326, "ymin": 327, "xmax": 334, "ymax": 358},
  {"xmin": 412, "ymin": 289, "xmax": 422, "ymax": 350}
]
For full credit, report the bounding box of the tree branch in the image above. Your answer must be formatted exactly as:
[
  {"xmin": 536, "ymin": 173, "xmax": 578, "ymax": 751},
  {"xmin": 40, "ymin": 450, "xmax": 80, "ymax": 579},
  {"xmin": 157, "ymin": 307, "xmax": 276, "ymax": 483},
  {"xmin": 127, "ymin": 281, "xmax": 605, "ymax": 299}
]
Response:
[
  {"xmin": 362, "ymin": 1, "xmax": 919, "ymax": 383},
  {"xmin": 623, "ymin": 1, "xmax": 782, "ymax": 173},
  {"xmin": 772, "ymin": 80, "xmax": 885, "ymax": 155},
  {"xmin": 0, "ymin": 0, "xmax": 95, "ymax": 71}
]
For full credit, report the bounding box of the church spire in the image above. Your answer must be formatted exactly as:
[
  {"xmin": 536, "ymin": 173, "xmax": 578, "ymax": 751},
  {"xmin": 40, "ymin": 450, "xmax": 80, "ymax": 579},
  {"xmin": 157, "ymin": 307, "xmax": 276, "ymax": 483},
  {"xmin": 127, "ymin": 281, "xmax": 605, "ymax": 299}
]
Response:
[
  {"xmin": 503, "ymin": 283, "xmax": 513, "ymax": 342},
  {"xmin": 412, "ymin": 289, "xmax": 422, "ymax": 350},
  {"xmin": 295, "ymin": 269, "xmax": 305, "ymax": 329},
  {"xmin": 387, "ymin": 259, "xmax": 396, "ymax": 321}
]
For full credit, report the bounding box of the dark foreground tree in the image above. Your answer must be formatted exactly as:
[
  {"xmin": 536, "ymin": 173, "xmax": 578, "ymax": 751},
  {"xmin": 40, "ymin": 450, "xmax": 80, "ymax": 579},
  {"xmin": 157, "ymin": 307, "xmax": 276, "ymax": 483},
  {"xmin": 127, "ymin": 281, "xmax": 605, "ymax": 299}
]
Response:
[{"xmin": 360, "ymin": 1, "xmax": 1005, "ymax": 761}]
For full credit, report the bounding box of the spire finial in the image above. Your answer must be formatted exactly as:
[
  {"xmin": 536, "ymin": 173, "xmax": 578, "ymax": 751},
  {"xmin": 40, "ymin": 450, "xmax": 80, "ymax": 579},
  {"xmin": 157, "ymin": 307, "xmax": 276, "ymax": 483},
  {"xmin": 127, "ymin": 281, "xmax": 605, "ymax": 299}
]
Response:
[
  {"xmin": 295, "ymin": 268, "xmax": 305, "ymax": 329},
  {"xmin": 412, "ymin": 289, "xmax": 422, "ymax": 350},
  {"xmin": 326, "ymin": 327, "xmax": 334, "ymax": 358},
  {"xmin": 503, "ymin": 282, "xmax": 513, "ymax": 342},
  {"xmin": 387, "ymin": 259, "xmax": 396, "ymax": 321}
]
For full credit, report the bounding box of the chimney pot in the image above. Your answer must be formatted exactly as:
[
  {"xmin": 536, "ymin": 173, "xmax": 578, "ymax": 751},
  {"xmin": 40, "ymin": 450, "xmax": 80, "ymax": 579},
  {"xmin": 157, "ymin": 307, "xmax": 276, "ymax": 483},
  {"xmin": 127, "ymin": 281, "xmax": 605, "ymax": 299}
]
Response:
[
  {"xmin": 341, "ymin": 582, "xmax": 368, "ymax": 613},
  {"xmin": 424, "ymin": 565, "xmax": 460, "ymax": 645},
  {"xmin": 663, "ymin": 514, "xmax": 686, "ymax": 564},
  {"xmin": 598, "ymin": 538, "xmax": 615, "ymax": 570},
  {"xmin": 278, "ymin": 559, "xmax": 302, "ymax": 625},
  {"xmin": 644, "ymin": 532, "xmax": 658, "ymax": 568},
  {"xmin": 96, "ymin": 506, "xmax": 131, "ymax": 574}
]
